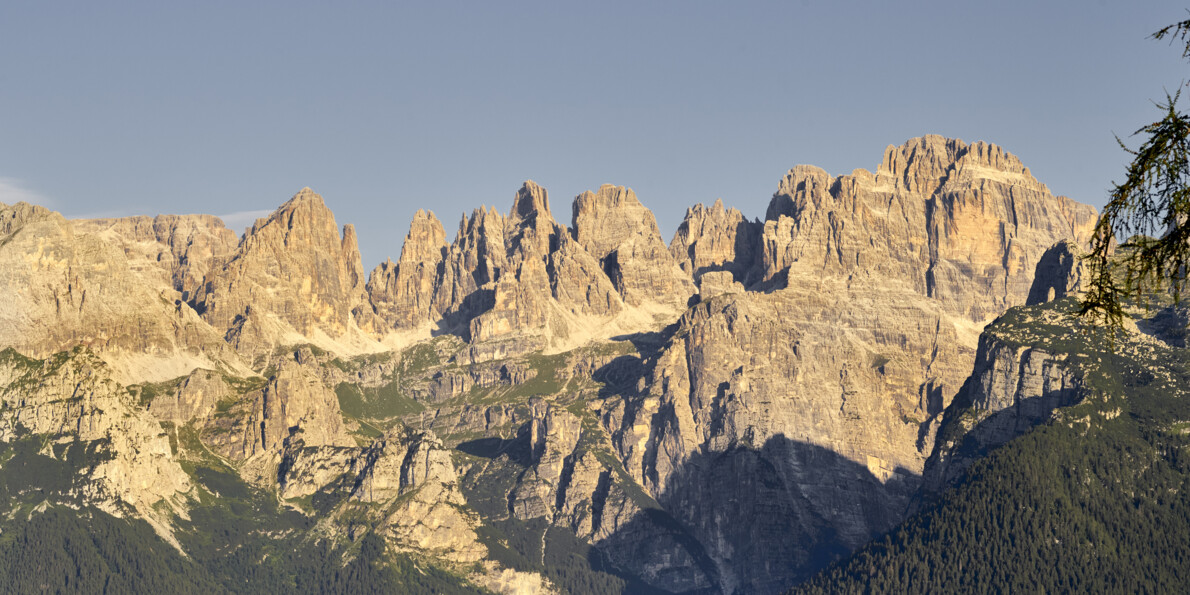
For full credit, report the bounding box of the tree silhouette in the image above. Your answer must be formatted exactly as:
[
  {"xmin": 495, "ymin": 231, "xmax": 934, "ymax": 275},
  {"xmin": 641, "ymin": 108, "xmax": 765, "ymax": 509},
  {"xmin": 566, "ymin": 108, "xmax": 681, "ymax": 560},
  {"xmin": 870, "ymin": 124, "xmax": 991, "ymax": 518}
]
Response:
[{"xmin": 1081, "ymin": 18, "xmax": 1190, "ymax": 326}]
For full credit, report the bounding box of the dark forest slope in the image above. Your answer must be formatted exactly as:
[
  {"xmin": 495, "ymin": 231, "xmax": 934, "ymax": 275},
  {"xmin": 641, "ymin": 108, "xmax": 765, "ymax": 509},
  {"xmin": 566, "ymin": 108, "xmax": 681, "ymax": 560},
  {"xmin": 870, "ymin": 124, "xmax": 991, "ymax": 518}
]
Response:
[{"xmin": 795, "ymin": 297, "xmax": 1190, "ymax": 593}]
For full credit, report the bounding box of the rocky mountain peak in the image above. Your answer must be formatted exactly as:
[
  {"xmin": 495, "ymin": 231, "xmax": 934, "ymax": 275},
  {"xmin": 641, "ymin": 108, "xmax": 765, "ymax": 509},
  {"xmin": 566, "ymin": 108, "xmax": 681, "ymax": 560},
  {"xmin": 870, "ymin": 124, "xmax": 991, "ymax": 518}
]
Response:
[
  {"xmin": 768, "ymin": 165, "xmax": 833, "ymax": 221},
  {"xmin": 571, "ymin": 184, "xmax": 653, "ymax": 258},
  {"xmin": 455, "ymin": 206, "xmax": 507, "ymax": 247},
  {"xmin": 960, "ymin": 140, "xmax": 1027, "ymax": 171},
  {"xmin": 253, "ymin": 187, "xmax": 334, "ymax": 235},
  {"xmin": 578, "ymin": 183, "xmax": 639, "ymax": 209},
  {"xmin": 873, "ymin": 136, "xmax": 1046, "ymax": 197},
  {"xmin": 366, "ymin": 179, "xmax": 698, "ymax": 348},
  {"xmin": 754, "ymin": 135, "xmax": 1098, "ymax": 321},
  {"xmin": 505, "ymin": 181, "xmax": 559, "ymax": 260},
  {"xmin": 943, "ymin": 140, "xmax": 1048, "ymax": 193},
  {"xmin": 670, "ymin": 199, "xmax": 759, "ymax": 283},
  {"xmin": 288, "ymin": 186, "xmax": 321, "ymax": 204},
  {"xmin": 570, "ymin": 184, "xmax": 695, "ymax": 308},
  {"xmin": 878, "ymin": 134, "xmax": 968, "ymax": 193},
  {"xmin": 73, "ymin": 212, "xmax": 238, "ymax": 302},
  {"xmin": 399, "ymin": 210, "xmax": 447, "ymax": 265},
  {"xmin": 0, "ymin": 200, "xmax": 236, "ymax": 381},
  {"xmin": 364, "ymin": 209, "xmax": 452, "ymax": 332},
  {"xmin": 193, "ymin": 188, "xmax": 370, "ymax": 356},
  {"xmin": 340, "ymin": 223, "xmax": 367, "ymax": 301},
  {"xmin": 511, "ymin": 180, "xmax": 552, "ymax": 220},
  {"xmin": 0, "ymin": 201, "xmax": 63, "ymax": 236},
  {"xmin": 451, "ymin": 206, "xmax": 508, "ymax": 287}
]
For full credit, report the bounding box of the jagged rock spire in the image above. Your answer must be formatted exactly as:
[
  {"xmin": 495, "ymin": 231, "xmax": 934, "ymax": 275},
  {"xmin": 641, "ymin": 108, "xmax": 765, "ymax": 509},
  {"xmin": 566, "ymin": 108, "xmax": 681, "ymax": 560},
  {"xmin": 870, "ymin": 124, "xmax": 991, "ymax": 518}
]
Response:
[
  {"xmin": 506, "ymin": 180, "xmax": 559, "ymax": 259},
  {"xmin": 366, "ymin": 209, "xmax": 449, "ymax": 331},
  {"xmin": 193, "ymin": 188, "xmax": 371, "ymax": 357},
  {"xmin": 670, "ymin": 198, "xmax": 760, "ymax": 283},
  {"xmin": 572, "ymin": 184, "xmax": 694, "ymax": 307}
]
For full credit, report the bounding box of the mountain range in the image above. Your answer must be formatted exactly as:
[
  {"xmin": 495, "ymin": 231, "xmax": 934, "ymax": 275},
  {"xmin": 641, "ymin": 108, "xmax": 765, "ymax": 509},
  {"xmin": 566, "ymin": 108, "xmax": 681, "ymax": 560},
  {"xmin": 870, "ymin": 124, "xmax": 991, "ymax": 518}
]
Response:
[{"xmin": 5, "ymin": 134, "xmax": 1172, "ymax": 594}]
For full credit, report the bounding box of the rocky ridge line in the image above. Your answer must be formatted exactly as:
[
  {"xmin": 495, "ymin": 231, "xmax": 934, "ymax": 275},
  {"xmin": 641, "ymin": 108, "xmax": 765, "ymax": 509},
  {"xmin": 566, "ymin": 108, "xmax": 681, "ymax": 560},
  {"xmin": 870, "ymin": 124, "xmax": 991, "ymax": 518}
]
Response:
[{"xmin": 0, "ymin": 135, "xmax": 1103, "ymax": 594}]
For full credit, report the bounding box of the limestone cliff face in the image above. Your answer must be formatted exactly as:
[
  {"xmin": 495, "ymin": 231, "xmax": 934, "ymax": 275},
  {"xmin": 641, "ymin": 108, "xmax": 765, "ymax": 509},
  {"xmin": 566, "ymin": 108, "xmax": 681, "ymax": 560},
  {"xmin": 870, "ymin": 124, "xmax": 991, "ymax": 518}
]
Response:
[
  {"xmin": 506, "ymin": 181, "xmax": 560, "ymax": 259},
  {"xmin": 510, "ymin": 400, "xmax": 582, "ymax": 520},
  {"xmin": 366, "ymin": 181, "xmax": 685, "ymax": 354},
  {"xmin": 602, "ymin": 286, "xmax": 966, "ymax": 592},
  {"xmin": 572, "ymin": 184, "xmax": 695, "ymax": 309},
  {"xmin": 1026, "ymin": 240, "xmax": 1085, "ymax": 305},
  {"xmin": 147, "ymin": 368, "xmax": 229, "ymax": 423},
  {"xmin": 442, "ymin": 206, "xmax": 507, "ymax": 309},
  {"xmin": 467, "ymin": 183, "xmax": 564, "ymax": 344},
  {"xmin": 365, "ymin": 209, "xmax": 448, "ymax": 332},
  {"xmin": 503, "ymin": 397, "xmax": 717, "ymax": 592},
  {"xmin": 278, "ymin": 428, "xmax": 486, "ymax": 563},
  {"xmin": 547, "ymin": 232, "xmax": 624, "ymax": 317},
  {"xmin": 73, "ymin": 213, "xmax": 238, "ymax": 301},
  {"xmin": 202, "ymin": 357, "xmax": 352, "ymax": 461},
  {"xmin": 597, "ymin": 136, "xmax": 1098, "ymax": 593},
  {"xmin": 926, "ymin": 141, "xmax": 1097, "ymax": 320},
  {"xmin": 760, "ymin": 135, "xmax": 1096, "ymax": 321},
  {"xmin": 914, "ymin": 277, "xmax": 1190, "ymax": 544},
  {"xmin": 193, "ymin": 188, "xmax": 371, "ymax": 358},
  {"xmin": 922, "ymin": 330, "xmax": 1083, "ymax": 494},
  {"xmin": 0, "ymin": 348, "xmax": 192, "ymax": 516},
  {"xmin": 0, "ymin": 202, "xmax": 234, "ymax": 383},
  {"xmin": 669, "ymin": 199, "xmax": 761, "ymax": 284}
]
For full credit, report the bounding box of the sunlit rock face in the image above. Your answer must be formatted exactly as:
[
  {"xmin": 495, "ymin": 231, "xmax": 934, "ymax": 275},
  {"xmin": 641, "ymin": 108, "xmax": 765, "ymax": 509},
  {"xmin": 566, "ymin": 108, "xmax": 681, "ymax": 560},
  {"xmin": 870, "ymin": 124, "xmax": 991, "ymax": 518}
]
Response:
[
  {"xmin": 670, "ymin": 198, "xmax": 761, "ymax": 284},
  {"xmin": 572, "ymin": 184, "xmax": 696, "ymax": 309},
  {"xmin": 0, "ymin": 202, "xmax": 237, "ymax": 383},
  {"xmin": 365, "ymin": 209, "xmax": 449, "ymax": 332},
  {"xmin": 364, "ymin": 181, "xmax": 692, "ymax": 357},
  {"xmin": 192, "ymin": 188, "xmax": 374, "ymax": 360},
  {"xmin": 595, "ymin": 135, "xmax": 1097, "ymax": 592},
  {"xmin": 0, "ymin": 135, "xmax": 1101, "ymax": 594}
]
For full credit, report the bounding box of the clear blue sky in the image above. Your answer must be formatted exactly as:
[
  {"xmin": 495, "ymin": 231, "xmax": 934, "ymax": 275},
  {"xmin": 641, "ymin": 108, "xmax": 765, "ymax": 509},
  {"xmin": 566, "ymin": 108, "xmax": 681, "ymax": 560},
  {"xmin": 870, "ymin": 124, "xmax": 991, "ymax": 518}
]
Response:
[{"xmin": 2, "ymin": 1, "xmax": 1187, "ymax": 270}]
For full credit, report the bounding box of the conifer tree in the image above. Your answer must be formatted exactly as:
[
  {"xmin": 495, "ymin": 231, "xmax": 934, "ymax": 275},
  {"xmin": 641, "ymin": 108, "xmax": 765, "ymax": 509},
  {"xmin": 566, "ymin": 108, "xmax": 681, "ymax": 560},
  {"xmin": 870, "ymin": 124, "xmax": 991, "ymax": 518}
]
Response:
[{"xmin": 1082, "ymin": 18, "xmax": 1190, "ymax": 325}]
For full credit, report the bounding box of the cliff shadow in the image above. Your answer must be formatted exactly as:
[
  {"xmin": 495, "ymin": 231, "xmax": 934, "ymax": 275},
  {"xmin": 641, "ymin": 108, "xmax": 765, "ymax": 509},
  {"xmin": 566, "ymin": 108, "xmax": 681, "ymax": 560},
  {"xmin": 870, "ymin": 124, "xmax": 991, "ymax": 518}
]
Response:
[
  {"xmin": 594, "ymin": 434, "xmax": 920, "ymax": 594},
  {"xmin": 743, "ymin": 267, "xmax": 789, "ymax": 294},
  {"xmin": 689, "ymin": 218, "xmax": 763, "ymax": 287},
  {"xmin": 610, "ymin": 320, "xmax": 679, "ymax": 358},
  {"xmin": 585, "ymin": 503, "xmax": 723, "ymax": 595},
  {"xmin": 591, "ymin": 354, "xmax": 647, "ymax": 400},
  {"xmin": 456, "ymin": 423, "xmax": 533, "ymax": 467},
  {"xmin": 432, "ymin": 287, "xmax": 495, "ymax": 342},
  {"xmin": 594, "ymin": 321, "xmax": 684, "ymax": 401}
]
